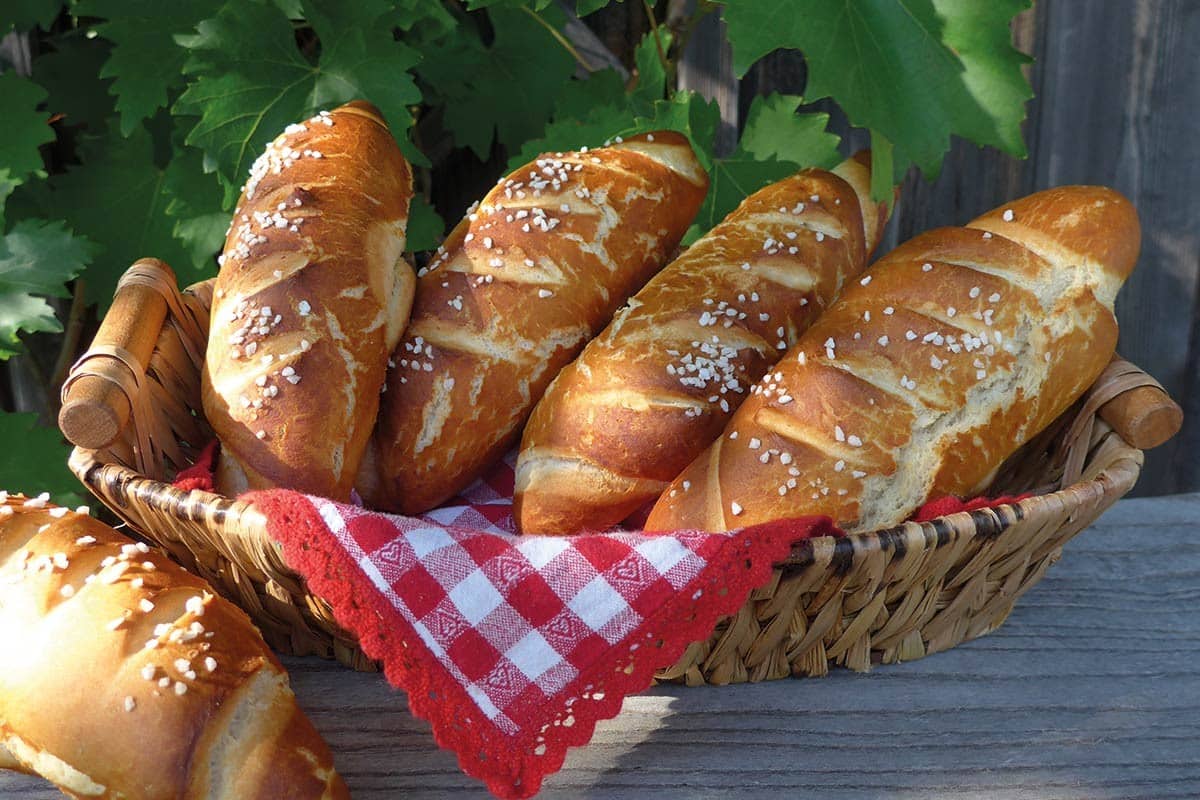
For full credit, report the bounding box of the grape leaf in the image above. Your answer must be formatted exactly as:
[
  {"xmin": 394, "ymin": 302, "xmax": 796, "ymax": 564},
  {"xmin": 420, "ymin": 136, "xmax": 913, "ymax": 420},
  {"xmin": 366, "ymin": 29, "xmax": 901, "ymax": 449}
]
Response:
[
  {"xmin": 721, "ymin": 0, "xmax": 1031, "ymax": 176},
  {"xmin": 36, "ymin": 125, "xmax": 195, "ymax": 310},
  {"xmin": 932, "ymin": 0, "xmax": 1033, "ymax": 157},
  {"xmin": 31, "ymin": 32, "xmax": 115, "ymax": 133},
  {"xmin": 869, "ymin": 129, "xmax": 896, "ymax": 203},
  {"xmin": 506, "ymin": 69, "xmax": 631, "ymax": 168},
  {"xmin": 176, "ymin": 0, "xmax": 422, "ymax": 205},
  {"xmin": 0, "ymin": 170, "xmax": 16, "ymax": 229},
  {"xmin": 0, "ymin": 0, "xmax": 62, "ymax": 32},
  {"xmin": 304, "ymin": 0, "xmax": 423, "ymax": 149},
  {"xmin": 0, "ymin": 412, "xmax": 85, "ymax": 507},
  {"xmin": 624, "ymin": 90, "xmax": 721, "ymax": 170},
  {"xmin": 77, "ymin": 0, "xmax": 222, "ymax": 136},
  {"xmin": 0, "ymin": 73, "xmax": 53, "ymax": 182},
  {"xmin": 0, "ymin": 218, "xmax": 95, "ymax": 357},
  {"xmin": 684, "ymin": 156, "xmax": 798, "ymax": 244},
  {"xmin": 506, "ymin": 30, "xmax": 674, "ymax": 169},
  {"xmin": 464, "ymin": 0, "xmax": 554, "ymax": 10},
  {"xmin": 553, "ymin": 69, "xmax": 627, "ymax": 121},
  {"xmin": 407, "ymin": 195, "xmax": 445, "ymax": 253},
  {"xmin": 393, "ymin": 0, "xmax": 456, "ymax": 35},
  {"xmin": 737, "ymin": 94, "xmax": 841, "ymax": 169},
  {"xmin": 272, "ymin": 0, "xmax": 303, "ymax": 18},
  {"xmin": 163, "ymin": 146, "xmax": 225, "ymax": 280},
  {"xmin": 681, "ymin": 93, "xmax": 842, "ymax": 242},
  {"xmin": 631, "ymin": 27, "xmax": 669, "ymax": 112},
  {"xmin": 417, "ymin": 6, "xmax": 575, "ymax": 159},
  {"xmin": 577, "ymin": 0, "xmax": 618, "ymax": 16}
]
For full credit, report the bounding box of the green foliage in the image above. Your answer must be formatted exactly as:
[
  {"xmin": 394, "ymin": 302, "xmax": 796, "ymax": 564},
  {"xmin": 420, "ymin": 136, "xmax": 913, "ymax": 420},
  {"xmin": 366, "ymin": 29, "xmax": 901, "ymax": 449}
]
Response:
[
  {"xmin": 0, "ymin": 0, "xmax": 1032, "ymax": 502},
  {"xmin": 721, "ymin": 0, "xmax": 1032, "ymax": 187},
  {"xmin": 162, "ymin": 146, "xmax": 228, "ymax": 278},
  {"xmin": 31, "ymin": 125, "xmax": 200, "ymax": 309},
  {"xmin": 79, "ymin": 0, "xmax": 222, "ymax": 136},
  {"xmin": 0, "ymin": 219, "xmax": 94, "ymax": 357},
  {"xmin": 175, "ymin": 0, "xmax": 422, "ymax": 204},
  {"xmin": 737, "ymin": 94, "xmax": 842, "ymax": 168},
  {"xmin": 418, "ymin": 6, "xmax": 575, "ymax": 159},
  {"xmin": 684, "ymin": 94, "xmax": 842, "ymax": 241},
  {"xmin": 0, "ymin": 0, "xmax": 63, "ymax": 33},
  {"xmin": 0, "ymin": 412, "xmax": 86, "ymax": 507},
  {"xmin": 31, "ymin": 31, "xmax": 115, "ymax": 131},
  {"xmin": 0, "ymin": 171, "xmax": 17, "ymax": 228},
  {"xmin": 0, "ymin": 73, "xmax": 54, "ymax": 182},
  {"xmin": 507, "ymin": 30, "xmax": 669, "ymax": 167},
  {"xmin": 407, "ymin": 196, "xmax": 445, "ymax": 253}
]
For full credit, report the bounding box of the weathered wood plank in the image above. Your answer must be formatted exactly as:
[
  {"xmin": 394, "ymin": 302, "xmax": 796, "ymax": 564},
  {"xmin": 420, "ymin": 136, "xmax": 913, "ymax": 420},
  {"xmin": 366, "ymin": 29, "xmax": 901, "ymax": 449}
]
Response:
[
  {"xmin": 1029, "ymin": 0, "xmax": 1200, "ymax": 496},
  {"xmin": 3, "ymin": 493, "xmax": 1197, "ymax": 799},
  {"xmin": 674, "ymin": 3, "xmax": 739, "ymax": 156}
]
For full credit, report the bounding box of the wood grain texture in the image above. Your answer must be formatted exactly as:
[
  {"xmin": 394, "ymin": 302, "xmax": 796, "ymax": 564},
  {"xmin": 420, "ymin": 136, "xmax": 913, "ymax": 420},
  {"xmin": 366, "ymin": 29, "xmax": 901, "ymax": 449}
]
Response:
[
  {"xmin": 3, "ymin": 493, "xmax": 1197, "ymax": 799},
  {"xmin": 1027, "ymin": 0, "xmax": 1200, "ymax": 496},
  {"xmin": 675, "ymin": 5, "xmax": 739, "ymax": 156}
]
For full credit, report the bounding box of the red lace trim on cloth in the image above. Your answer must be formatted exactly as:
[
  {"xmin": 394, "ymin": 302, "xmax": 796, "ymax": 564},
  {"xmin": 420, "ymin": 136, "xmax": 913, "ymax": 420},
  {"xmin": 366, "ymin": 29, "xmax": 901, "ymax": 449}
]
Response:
[
  {"xmin": 174, "ymin": 446, "xmax": 1026, "ymax": 798},
  {"xmin": 250, "ymin": 490, "xmax": 831, "ymax": 798},
  {"xmin": 910, "ymin": 493, "xmax": 1031, "ymax": 522}
]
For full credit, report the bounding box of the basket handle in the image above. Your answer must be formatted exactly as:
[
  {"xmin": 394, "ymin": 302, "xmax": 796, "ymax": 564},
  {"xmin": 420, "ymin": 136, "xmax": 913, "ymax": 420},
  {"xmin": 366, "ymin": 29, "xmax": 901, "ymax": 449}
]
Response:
[
  {"xmin": 59, "ymin": 258, "xmax": 177, "ymax": 450},
  {"xmin": 1095, "ymin": 356, "xmax": 1183, "ymax": 450}
]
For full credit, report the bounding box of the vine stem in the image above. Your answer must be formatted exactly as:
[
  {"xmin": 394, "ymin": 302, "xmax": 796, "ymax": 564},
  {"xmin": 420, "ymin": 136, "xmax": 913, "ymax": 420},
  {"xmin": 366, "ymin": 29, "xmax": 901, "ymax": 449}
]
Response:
[
  {"xmin": 48, "ymin": 278, "xmax": 87, "ymax": 419},
  {"xmin": 523, "ymin": 6, "xmax": 596, "ymax": 73},
  {"xmin": 642, "ymin": 0, "xmax": 670, "ymax": 78}
]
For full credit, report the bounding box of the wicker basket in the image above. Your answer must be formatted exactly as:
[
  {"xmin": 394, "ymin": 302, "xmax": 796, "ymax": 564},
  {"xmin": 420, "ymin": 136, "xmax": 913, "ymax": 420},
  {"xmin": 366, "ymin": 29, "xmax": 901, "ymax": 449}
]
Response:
[{"xmin": 60, "ymin": 259, "xmax": 1180, "ymax": 684}]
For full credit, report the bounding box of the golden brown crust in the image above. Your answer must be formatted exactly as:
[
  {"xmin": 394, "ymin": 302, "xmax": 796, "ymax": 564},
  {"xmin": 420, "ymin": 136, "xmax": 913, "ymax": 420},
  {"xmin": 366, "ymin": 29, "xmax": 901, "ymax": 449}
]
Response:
[
  {"xmin": 646, "ymin": 185, "xmax": 1139, "ymax": 533},
  {"xmin": 0, "ymin": 496, "xmax": 348, "ymax": 799},
  {"xmin": 364, "ymin": 131, "xmax": 708, "ymax": 514},
  {"xmin": 514, "ymin": 153, "xmax": 888, "ymax": 535},
  {"xmin": 203, "ymin": 100, "xmax": 414, "ymax": 501}
]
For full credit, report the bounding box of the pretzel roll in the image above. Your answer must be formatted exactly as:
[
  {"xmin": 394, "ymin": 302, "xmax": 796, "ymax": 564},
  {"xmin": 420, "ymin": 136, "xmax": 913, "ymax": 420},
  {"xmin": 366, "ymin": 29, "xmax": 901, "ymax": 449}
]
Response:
[
  {"xmin": 515, "ymin": 153, "xmax": 889, "ymax": 535},
  {"xmin": 364, "ymin": 132, "xmax": 708, "ymax": 513},
  {"xmin": 0, "ymin": 495, "xmax": 348, "ymax": 798},
  {"xmin": 203, "ymin": 100, "xmax": 414, "ymax": 500},
  {"xmin": 646, "ymin": 186, "xmax": 1140, "ymax": 533}
]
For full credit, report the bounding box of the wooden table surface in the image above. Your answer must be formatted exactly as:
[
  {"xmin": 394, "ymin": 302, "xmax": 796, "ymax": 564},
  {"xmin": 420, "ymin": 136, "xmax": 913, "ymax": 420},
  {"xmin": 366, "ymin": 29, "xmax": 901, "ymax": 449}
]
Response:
[{"xmin": 4, "ymin": 492, "xmax": 1198, "ymax": 799}]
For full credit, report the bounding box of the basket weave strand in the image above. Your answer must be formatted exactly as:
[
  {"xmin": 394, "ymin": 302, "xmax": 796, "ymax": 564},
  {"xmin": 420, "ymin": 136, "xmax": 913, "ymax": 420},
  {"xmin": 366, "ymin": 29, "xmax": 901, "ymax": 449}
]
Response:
[{"xmin": 67, "ymin": 265, "xmax": 1145, "ymax": 684}]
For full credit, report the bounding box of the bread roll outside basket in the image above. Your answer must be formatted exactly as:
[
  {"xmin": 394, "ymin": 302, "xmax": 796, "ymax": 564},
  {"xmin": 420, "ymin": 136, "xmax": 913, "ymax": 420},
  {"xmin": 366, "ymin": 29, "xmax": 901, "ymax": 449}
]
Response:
[{"xmin": 59, "ymin": 256, "xmax": 1181, "ymax": 683}]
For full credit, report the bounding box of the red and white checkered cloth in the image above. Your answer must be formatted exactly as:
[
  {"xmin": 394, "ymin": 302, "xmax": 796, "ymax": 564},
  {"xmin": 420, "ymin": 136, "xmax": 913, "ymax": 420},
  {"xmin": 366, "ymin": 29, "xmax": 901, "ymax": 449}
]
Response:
[
  {"xmin": 168, "ymin": 445, "xmax": 1023, "ymax": 798},
  {"xmin": 241, "ymin": 453, "xmax": 836, "ymax": 798}
]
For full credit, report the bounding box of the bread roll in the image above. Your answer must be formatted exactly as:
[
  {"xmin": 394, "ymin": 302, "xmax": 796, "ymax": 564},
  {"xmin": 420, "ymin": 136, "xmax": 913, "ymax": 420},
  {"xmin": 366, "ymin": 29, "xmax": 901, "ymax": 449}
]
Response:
[
  {"xmin": 364, "ymin": 131, "xmax": 708, "ymax": 514},
  {"xmin": 203, "ymin": 100, "xmax": 414, "ymax": 501},
  {"xmin": 646, "ymin": 186, "xmax": 1140, "ymax": 533},
  {"xmin": 514, "ymin": 153, "xmax": 889, "ymax": 535},
  {"xmin": 0, "ymin": 494, "xmax": 348, "ymax": 799}
]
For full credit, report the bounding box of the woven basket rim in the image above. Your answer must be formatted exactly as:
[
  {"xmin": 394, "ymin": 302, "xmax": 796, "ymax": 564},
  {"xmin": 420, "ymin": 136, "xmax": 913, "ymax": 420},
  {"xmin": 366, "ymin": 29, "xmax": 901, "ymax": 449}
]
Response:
[{"xmin": 68, "ymin": 432, "xmax": 1143, "ymax": 567}]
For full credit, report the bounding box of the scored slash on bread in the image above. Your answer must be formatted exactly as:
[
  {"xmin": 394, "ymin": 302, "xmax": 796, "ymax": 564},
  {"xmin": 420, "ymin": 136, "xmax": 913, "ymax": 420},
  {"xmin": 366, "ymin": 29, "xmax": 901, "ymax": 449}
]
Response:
[
  {"xmin": 362, "ymin": 131, "xmax": 709, "ymax": 514},
  {"xmin": 514, "ymin": 152, "xmax": 891, "ymax": 536},
  {"xmin": 0, "ymin": 493, "xmax": 348, "ymax": 799},
  {"xmin": 646, "ymin": 185, "xmax": 1140, "ymax": 533},
  {"xmin": 203, "ymin": 101, "xmax": 414, "ymax": 501}
]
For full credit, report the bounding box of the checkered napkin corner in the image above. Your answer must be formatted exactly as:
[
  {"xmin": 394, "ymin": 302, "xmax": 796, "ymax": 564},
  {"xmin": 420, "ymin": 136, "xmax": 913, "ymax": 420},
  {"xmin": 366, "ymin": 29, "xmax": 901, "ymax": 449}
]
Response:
[{"xmin": 249, "ymin": 488, "xmax": 832, "ymax": 798}]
